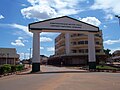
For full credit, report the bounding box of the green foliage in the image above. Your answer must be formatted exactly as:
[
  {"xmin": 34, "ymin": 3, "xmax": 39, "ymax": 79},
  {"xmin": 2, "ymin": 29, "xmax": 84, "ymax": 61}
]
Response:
[
  {"xmin": 1, "ymin": 64, "xmax": 11, "ymax": 74},
  {"xmin": 0, "ymin": 66, "xmax": 4, "ymax": 75},
  {"xmin": 104, "ymin": 49, "xmax": 112, "ymax": 57},
  {"xmin": 99, "ymin": 61, "xmax": 105, "ymax": 67},
  {"xmin": 0, "ymin": 64, "xmax": 25, "ymax": 75},
  {"xmin": 16, "ymin": 65, "xmax": 24, "ymax": 71},
  {"xmin": 96, "ymin": 65, "xmax": 118, "ymax": 70},
  {"xmin": 11, "ymin": 65, "xmax": 16, "ymax": 72}
]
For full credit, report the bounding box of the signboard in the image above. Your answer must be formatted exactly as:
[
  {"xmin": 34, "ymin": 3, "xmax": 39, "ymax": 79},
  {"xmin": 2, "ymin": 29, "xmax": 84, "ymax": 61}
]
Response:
[
  {"xmin": 29, "ymin": 16, "xmax": 99, "ymax": 32},
  {"xmin": 49, "ymin": 22, "xmax": 82, "ymax": 29}
]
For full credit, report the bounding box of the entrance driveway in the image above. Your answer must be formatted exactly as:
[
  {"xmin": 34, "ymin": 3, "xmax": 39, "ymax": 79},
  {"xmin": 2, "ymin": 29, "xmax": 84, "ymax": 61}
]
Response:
[{"xmin": 0, "ymin": 65, "xmax": 120, "ymax": 90}]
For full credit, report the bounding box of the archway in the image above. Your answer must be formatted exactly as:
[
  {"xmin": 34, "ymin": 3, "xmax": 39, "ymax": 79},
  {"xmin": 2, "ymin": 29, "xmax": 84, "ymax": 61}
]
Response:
[{"xmin": 29, "ymin": 16, "xmax": 99, "ymax": 72}]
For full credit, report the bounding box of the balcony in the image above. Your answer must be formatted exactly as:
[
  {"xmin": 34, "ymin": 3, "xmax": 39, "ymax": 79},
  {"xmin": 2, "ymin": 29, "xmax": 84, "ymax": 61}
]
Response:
[
  {"xmin": 55, "ymin": 45, "xmax": 65, "ymax": 51},
  {"xmin": 55, "ymin": 39, "xmax": 65, "ymax": 45}
]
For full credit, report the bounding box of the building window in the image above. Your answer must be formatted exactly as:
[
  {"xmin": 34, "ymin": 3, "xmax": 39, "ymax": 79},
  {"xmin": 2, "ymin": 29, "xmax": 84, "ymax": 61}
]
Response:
[
  {"xmin": 73, "ymin": 42, "xmax": 76, "ymax": 45},
  {"xmin": 78, "ymin": 41, "xmax": 84, "ymax": 44},
  {"xmin": 85, "ymin": 49, "xmax": 88, "ymax": 53},
  {"xmin": 96, "ymin": 41, "xmax": 100, "ymax": 45},
  {"xmin": 78, "ymin": 34, "xmax": 83, "ymax": 36},
  {"xmin": 96, "ymin": 49, "xmax": 101, "ymax": 53},
  {"xmin": 72, "ymin": 50, "xmax": 77, "ymax": 53},
  {"xmin": 79, "ymin": 49, "xmax": 84, "ymax": 53},
  {"xmin": 95, "ymin": 34, "xmax": 101, "ymax": 37},
  {"xmin": 78, "ymin": 41, "xmax": 88, "ymax": 45},
  {"xmin": 71, "ymin": 34, "xmax": 77, "ymax": 37},
  {"xmin": 85, "ymin": 41, "xmax": 88, "ymax": 44}
]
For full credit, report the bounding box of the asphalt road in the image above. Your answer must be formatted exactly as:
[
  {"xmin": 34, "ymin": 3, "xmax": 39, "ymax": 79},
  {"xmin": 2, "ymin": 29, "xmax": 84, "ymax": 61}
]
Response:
[{"xmin": 0, "ymin": 65, "xmax": 120, "ymax": 90}]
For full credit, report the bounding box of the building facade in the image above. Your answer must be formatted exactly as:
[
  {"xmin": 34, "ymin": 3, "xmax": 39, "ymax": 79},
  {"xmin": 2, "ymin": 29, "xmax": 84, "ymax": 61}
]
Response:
[
  {"xmin": 0, "ymin": 48, "xmax": 19, "ymax": 65},
  {"xmin": 40, "ymin": 55, "xmax": 48, "ymax": 65},
  {"xmin": 48, "ymin": 31, "xmax": 106, "ymax": 66},
  {"xmin": 112, "ymin": 50, "xmax": 120, "ymax": 62},
  {"xmin": 29, "ymin": 16, "xmax": 104, "ymax": 71}
]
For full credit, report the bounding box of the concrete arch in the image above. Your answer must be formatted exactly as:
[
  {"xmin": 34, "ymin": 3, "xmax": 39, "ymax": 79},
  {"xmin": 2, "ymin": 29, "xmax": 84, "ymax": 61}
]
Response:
[{"xmin": 29, "ymin": 16, "xmax": 98, "ymax": 72}]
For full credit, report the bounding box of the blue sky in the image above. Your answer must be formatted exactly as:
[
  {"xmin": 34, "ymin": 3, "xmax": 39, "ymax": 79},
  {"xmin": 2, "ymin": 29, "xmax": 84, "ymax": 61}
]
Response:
[{"xmin": 0, "ymin": 0, "xmax": 120, "ymax": 60}]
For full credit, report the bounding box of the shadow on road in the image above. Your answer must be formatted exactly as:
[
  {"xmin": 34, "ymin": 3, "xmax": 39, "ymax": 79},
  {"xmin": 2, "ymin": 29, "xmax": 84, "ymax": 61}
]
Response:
[
  {"xmin": 34, "ymin": 70, "xmax": 88, "ymax": 74},
  {"xmin": 17, "ymin": 70, "xmax": 89, "ymax": 75}
]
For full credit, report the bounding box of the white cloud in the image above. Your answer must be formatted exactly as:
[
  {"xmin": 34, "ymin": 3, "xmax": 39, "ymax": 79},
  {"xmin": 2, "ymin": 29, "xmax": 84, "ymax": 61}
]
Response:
[
  {"xmin": 103, "ymin": 25, "xmax": 107, "ymax": 28},
  {"xmin": 11, "ymin": 37, "xmax": 29, "ymax": 46},
  {"xmin": 105, "ymin": 14, "xmax": 114, "ymax": 20},
  {"xmin": 18, "ymin": 53, "xmax": 24, "ymax": 60},
  {"xmin": 0, "ymin": 15, "xmax": 4, "ymax": 19},
  {"xmin": 80, "ymin": 17, "xmax": 101, "ymax": 26},
  {"xmin": 104, "ymin": 39, "xmax": 120, "ymax": 45},
  {"xmin": 11, "ymin": 39, "xmax": 25, "ymax": 46},
  {"xmin": 23, "ymin": 40, "xmax": 29, "ymax": 43},
  {"xmin": 40, "ymin": 47, "xmax": 44, "ymax": 50},
  {"xmin": 40, "ymin": 37, "xmax": 52, "ymax": 42},
  {"xmin": 21, "ymin": 5, "xmax": 57, "ymax": 20},
  {"xmin": 110, "ymin": 47, "xmax": 120, "ymax": 54},
  {"xmin": 21, "ymin": 4, "xmax": 27, "ymax": 7},
  {"xmin": 1, "ymin": 23, "xmax": 60, "ymax": 38},
  {"xmin": 21, "ymin": 0, "xmax": 85, "ymax": 20},
  {"xmin": 18, "ymin": 52, "xmax": 30, "ymax": 60},
  {"xmin": 18, "ymin": 37, "xmax": 23, "ymax": 40},
  {"xmin": 0, "ymin": 23, "xmax": 59, "ymax": 37},
  {"xmin": 47, "ymin": 47, "xmax": 55, "ymax": 52},
  {"xmin": 24, "ymin": 53, "xmax": 30, "ymax": 59},
  {"xmin": 9, "ymin": 23, "xmax": 33, "ymax": 37},
  {"xmin": 91, "ymin": 0, "xmax": 120, "ymax": 15}
]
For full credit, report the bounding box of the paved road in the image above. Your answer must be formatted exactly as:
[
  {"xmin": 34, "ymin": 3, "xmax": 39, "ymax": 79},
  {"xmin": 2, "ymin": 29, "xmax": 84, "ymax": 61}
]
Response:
[{"xmin": 0, "ymin": 65, "xmax": 120, "ymax": 90}]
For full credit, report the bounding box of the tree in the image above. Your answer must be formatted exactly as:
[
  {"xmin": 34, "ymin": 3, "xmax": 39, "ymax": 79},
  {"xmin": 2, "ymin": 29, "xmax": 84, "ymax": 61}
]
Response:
[{"xmin": 104, "ymin": 49, "xmax": 112, "ymax": 57}]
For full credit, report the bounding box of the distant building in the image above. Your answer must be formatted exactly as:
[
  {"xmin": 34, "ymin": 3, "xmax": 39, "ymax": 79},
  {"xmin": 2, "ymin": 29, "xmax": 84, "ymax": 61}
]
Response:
[
  {"xmin": 112, "ymin": 50, "xmax": 120, "ymax": 62},
  {"xmin": 40, "ymin": 55, "xmax": 48, "ymax": 64},
  {"xmin": 48, "ymin": 31, "xmax": 106, "ymax": 66},
  {"xmin": 0, "ymin": 48, "xmax": 20, "ymax": 65},
  {"xmin": 21, "ymin": 59, "xmax": 30, "ymax": 64},
  {"xmin": 112, "ymin": 50, "xmax": 120, "ymax": 56}
]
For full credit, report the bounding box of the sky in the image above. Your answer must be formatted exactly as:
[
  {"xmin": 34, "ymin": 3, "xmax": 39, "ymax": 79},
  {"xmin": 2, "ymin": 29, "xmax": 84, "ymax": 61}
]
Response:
[{"xmin": 0, "ymin": 0, "xmax": 120, "ymax": 60}]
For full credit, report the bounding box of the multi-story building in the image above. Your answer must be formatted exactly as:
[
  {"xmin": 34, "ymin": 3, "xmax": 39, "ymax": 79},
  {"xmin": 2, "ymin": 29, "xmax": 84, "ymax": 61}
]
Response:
[
  {"xmin": 48, "ymin": 30, "xmax": 106, "ymax": 66},
  {"xmin": 112, "ymin": 50, "xmax": 120, "ymax": 62},
  {"xmin": 0, "ymin": 48, "xmax": 20, "ymax": 65}
]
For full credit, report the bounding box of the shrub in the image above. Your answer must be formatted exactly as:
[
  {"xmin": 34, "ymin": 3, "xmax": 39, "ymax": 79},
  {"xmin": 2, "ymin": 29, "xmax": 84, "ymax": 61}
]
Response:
[
  {"xmin": 96, "ymin": 65, "xmax": 118, "ymax": 70},
  {"xmin": 1, "ymin": 64, "xmax": 11, "ymax": 74},
  {"xmin": 11, "ymin": 65, "xmax": 16, "ymax": 72},
  {"xmin": 0, "ymin": 66, "xmax": 4, "ymax": 75},
  {"xmin": 0, "ymin": 64, "xmax": 25, "ymax": 75},
  {"xmin": 16, "ymin": 65, "xmax": 24, "ymax": 71}
]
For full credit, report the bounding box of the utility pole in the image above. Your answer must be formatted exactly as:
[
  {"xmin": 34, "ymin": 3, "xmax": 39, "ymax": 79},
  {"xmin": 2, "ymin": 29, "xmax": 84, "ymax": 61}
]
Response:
[
  {"xmin": 115, "ymin": 15, "xmax": 120, "ymax": 26},
  {"xmin": 29, "ymin": 48, "xmax": 32, "ymax": 67},
  {"xmin": 29, "ymin": 48, "xmax": 31, "ymax": 59},
  {"xmin": 24, "ymin": 53, "xmax": 26, "ymax": 60}
]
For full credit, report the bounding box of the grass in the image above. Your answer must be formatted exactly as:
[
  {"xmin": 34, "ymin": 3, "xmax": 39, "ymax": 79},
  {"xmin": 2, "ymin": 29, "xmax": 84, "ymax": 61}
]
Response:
[{"xmin": 96, "ymin": 65, "xmax": 119, "ymax": 70}]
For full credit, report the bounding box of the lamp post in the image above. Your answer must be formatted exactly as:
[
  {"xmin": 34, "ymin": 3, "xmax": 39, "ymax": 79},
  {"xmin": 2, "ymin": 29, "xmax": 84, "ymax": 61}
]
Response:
[{"xmin": 115, "ymin": 15, "xmax": 120, "ymax": 26}]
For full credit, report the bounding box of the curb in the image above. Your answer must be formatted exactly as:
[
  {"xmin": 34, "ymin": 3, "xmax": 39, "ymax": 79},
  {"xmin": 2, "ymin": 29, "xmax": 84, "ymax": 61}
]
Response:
[{"xmin": 0, "ymin": 68, "xmax": 31, "ymax": 78}]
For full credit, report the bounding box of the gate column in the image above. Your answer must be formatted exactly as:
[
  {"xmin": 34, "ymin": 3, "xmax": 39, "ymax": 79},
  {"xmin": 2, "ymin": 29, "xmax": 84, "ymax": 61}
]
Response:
[
  {"xmin": 88, "ymin": 33, "xmax": 96, "ymax": 70},
  {"xmin": 32, "ymin": 31, "xmax": 40, "ymax": 72},
  {"xmin": 65, "ymin": 33, "xmax": 70, "ymax": 54}
]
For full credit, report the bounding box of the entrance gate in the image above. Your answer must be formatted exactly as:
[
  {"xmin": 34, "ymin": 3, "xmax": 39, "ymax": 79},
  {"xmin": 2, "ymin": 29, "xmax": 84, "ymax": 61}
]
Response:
[{"xmin": 29, "ymin": 16, "xmax": 99, "ymax": 72}]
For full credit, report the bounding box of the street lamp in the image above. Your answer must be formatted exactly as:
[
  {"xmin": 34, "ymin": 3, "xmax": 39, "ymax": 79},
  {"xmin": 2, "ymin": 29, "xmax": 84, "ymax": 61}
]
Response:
[{"xmin": 115, "ymin": 15, "xmax": 120, "ymax": 26}]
